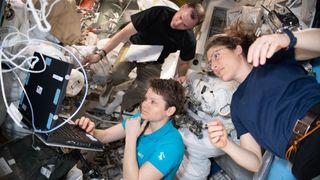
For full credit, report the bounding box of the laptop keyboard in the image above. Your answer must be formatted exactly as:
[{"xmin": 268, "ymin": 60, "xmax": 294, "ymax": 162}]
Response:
[
  {"xmin": 43, "ymin": 121, "xmax": 104, "ymax": 151},
  {"xmin": 50, "ymin": 123, "xmax": 86, "ymax": 139}
]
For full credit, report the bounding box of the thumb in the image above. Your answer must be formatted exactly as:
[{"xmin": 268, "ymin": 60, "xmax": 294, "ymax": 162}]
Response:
[{"xmin": 83, "ymin": 57, "xmax": 89, "ymax": 65}]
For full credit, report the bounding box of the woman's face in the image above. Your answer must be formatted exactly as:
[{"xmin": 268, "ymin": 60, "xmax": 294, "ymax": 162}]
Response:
[
  {"xmin": 206, "ymin": 46, "xmax": 241, "ymax": 81},
  {"xmin": 140, "ymin": 88, "xmax": 172, "ymax": 122}
]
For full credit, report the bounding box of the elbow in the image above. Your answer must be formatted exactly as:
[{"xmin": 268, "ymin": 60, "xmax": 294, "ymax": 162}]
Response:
[
  {"xmin": 244, "ymin": 164, "xmax": 260, "ymax": 173},
  {"xmin": 249, "ymin": 159, "xmax": 263, "ymax": 173},
  {"xmin": 239, "ymin": 156, "xmax": 262, "ymax": 173},
  {"xmin": 238, "ymin": 164, "xmax": 260, "ymax": 173},
  {"xmin": 251, "ymin": 165, "xmax": 261, "ymax": 173}
]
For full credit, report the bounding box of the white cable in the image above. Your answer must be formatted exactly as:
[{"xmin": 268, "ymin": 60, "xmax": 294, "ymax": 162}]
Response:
[
  {"xmin": 0, "ymin": 55, "xmax": 20, "ymax": 126},
  {"xmin": 26, "ymin": 40, "xmax": 88, "ymax": 133},
  {"xmin": 0, "ymin": 27, "xmax": 68, "ymax": 73},
  {"xmin": 1, "ymin": 48, "xmax": 47, "ymax": 73},
  {"xmin": 118, "ymin": 0, "xmax": 133, "ymax": 24},
  {"xmin": 286, "ymin": 0, "xmax": 299, "ymax": 9},
  {"xmin": 11, "ymin": 66, "xmax": 35, "ymax": 128},
  {"xmin": 0, "ymin": 0, "xmax": 87, "ymax": 133},
  {"xmin": 26, "ymin": 0, "xmax": 60, "ymax": 36},
  {"xmin": 0, "ymin": 31, "xmax": 47, "ymax": 73},
  {"xmin": 1, "ymin": 0, "xmax": 60, "ymax": 72},
  {"xmin": 1, "ymin": 40, "xmax": 88, "ymax": 133},
  {"xmin": 0, "ymin": 61, "xmax": 45, "ymax": 129},
  {"xmin": 0, "ymin": 32, "xmax": 45, "ymax": 128},
  {"xmin": 26, "ymin": 0, "xmax": 51, "ymax": 32}
]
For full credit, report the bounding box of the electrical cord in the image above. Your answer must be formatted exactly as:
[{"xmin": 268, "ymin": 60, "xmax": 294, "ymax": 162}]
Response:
[
  {"xmin": 1, "ymin": 33, "xmax": 89, "ymax": 134},
  {"xmin": 0, "ymin": 27, "xmax": 47, "ymax": 73},
  {"xmin": 9, "ymin": 41, "xmax": 89, "ymax": 133},
  {"xmin": 26, "ymin": 0, "xmax": 60, "ymax": 36},
  {"xmin": 26, "ymin": 0, "xmax": 60, "ymax": 32}
]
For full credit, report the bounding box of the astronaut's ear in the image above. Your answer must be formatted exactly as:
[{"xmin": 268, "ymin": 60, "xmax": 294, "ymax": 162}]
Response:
[
  {"xmin": 166, "ymin": 106, "xmax": 176, "ymax": 117},
  {"xmin": 235, "ymin": 45, "xmax": 243, "ymax": 55}
]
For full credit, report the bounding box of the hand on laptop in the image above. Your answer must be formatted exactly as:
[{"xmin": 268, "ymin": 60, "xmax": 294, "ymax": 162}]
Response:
[{"xmin": 75, "ymin": 116, "xmax": 95, "ymax": 135}]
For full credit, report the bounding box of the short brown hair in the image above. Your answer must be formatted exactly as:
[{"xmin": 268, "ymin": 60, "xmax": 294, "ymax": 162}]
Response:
[
  {"xmin": 186, "ymin": 2, "xmax": 206, "ymax": 25},
  {"xmin": 148, "ymin": 79, "xmax": 185, "ymax": 116}
]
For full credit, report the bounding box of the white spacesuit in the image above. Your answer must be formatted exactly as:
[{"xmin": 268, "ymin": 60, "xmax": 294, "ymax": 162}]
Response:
[{"xmin": 176, "ymin": 72, "xmax": 240, "ymax": 180}]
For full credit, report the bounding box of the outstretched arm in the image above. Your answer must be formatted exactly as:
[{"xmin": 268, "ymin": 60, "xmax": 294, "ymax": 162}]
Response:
[
  {"xmin": 83, "ymin": 22, "xmax": 138, "ymax": 65},
  {"xmin": 207, "ymin": 120, "xmax": 262, "ymax": 172},
  {"xmin": 100, "ymin": 22, "xmax": 137, "ymax": 56},
  {"xmin": 294, "ymin": 29, "xmax": 320, "ymax": 60},
  {"xmin": 176, "ymin": 58, "xmax": 191, "ymax": 83},
  {"xmin": 75, "ymin": 117, "xmax": 125, "ymax": 143},
  {"xmin": 247, "ymin": 28, "xmax": 320, "ymax": 66}
]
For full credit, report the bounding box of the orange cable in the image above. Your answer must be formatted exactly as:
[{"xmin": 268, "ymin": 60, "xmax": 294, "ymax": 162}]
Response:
[{"xmin": 286, "ymin": 121, "xmax": 320, "ymax": 160}]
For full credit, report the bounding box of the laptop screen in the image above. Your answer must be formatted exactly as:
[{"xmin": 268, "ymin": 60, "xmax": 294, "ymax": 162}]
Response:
[{"xmin": 19, "ymin": 52, "xmax": 73, "ymax": 130}]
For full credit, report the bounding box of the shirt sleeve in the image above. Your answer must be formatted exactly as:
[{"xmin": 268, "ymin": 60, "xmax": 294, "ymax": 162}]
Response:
[
  {"xmin": 179, "ymin": 30, "xmax": 196, "ymax": 61},
  {"xmin": 131, "ymin": 7, "xmax": 163, "ymax": 32},
  {"xmin": 231, "ymin": 99, "xmax": 248, "ymax": 138},
  {"xmin": 121, "ymin": 113, "xmax": 141, "ymax": 129},
  {"xmin": 232, "ymin": 114, "xmax": 248, "ymax": 138}
]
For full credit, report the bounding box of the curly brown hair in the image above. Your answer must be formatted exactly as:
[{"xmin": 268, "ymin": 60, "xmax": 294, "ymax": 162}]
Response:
[{"xmin": 148, "ymin": 78, "xmax": 185, "ymax": 116}]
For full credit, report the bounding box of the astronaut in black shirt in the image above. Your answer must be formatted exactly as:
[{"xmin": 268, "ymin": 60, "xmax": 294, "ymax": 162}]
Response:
[{"xmin": 84, "ymin": 3, "xmax": 205, "ymax": 111}]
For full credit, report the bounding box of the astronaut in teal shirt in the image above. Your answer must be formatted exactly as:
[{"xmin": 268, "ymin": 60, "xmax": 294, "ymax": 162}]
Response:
[
  {"xmin": 122, "ymin": 114, "xmax": 184, "ymax": 180},
  {"xmin": 76, "ymin": 79, "xmax": 185, "ymax": 179}
]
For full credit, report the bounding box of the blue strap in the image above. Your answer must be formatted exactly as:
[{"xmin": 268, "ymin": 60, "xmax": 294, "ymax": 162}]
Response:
[{"xmin": 282, "ymin": 29, "xmax": 297, "ymax": 50}]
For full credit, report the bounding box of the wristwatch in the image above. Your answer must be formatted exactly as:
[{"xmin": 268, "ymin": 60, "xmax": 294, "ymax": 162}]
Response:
[
  {"xmin": 282, "ymin": 29, "xmax": 297, "ymax": 50},
  {"xmin": 96, "ymin": 49, "xmax": 107, "ymax": 60}
]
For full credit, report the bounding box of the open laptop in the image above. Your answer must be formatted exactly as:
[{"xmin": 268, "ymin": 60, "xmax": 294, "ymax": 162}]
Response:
[{"xmin": 19, "ymin": 52, "xmax": 104, "ymax": 151}]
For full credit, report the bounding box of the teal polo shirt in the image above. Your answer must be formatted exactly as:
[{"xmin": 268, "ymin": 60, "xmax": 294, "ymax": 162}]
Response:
[{"xmin": 122, "ymin": 114, "xmax": 184, "ymax": 180}]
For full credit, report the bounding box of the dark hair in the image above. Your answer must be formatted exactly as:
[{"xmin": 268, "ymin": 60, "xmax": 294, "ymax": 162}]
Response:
[
  {"xmin": 186, "ymin": 2, "xmax": 206, "ymax": 25},
  {"xmin": 205, "ymin": 21, "xmax": 256, "ymax": 57},
  {"xmin": 148, "ymin": 79, "xmax": 185, "ymax": 116}
]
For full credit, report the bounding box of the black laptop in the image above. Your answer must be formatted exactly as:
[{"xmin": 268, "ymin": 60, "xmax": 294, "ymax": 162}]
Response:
[{"xmin": 19, "ymin": 52, "xmax": 104, "ymax": 151}]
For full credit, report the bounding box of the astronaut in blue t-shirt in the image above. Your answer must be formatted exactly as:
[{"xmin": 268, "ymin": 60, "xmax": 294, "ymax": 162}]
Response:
[{"xmin": 75, "ymin": 79, "xmax": 185, "ymax": 180}]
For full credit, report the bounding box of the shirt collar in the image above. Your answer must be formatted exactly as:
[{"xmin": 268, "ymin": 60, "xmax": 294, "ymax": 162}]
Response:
[{"xmin": 141, "ymin": 119, "xmax": 174, "ymax": 142}]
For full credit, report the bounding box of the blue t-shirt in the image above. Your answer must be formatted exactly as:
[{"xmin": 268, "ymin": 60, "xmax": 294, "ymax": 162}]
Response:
[
  {"xmin": 122, "ymin": 114, "xmax": 184, "ymax": 180},
  {"xmin": 231, "ymin": 48, "xmax": 320, "ymax": 158}
]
